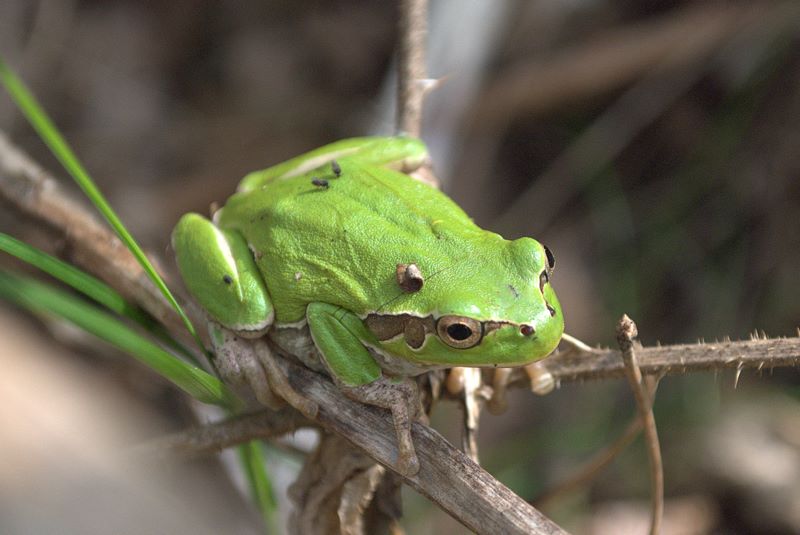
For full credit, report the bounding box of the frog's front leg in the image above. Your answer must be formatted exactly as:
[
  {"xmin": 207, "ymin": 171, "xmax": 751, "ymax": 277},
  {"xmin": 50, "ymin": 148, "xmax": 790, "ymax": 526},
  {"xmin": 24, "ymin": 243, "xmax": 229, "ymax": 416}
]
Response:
[
  {"xmin": 306, "ymin": 302, "xmax": 422, "ymax": 476},
  {"xmin": 173, "ymin": 214, "xmax": 317, "ymax": 417},
  {"xmin": 342, "ymin": 376, "xmax": 421, "ymax": 477}
]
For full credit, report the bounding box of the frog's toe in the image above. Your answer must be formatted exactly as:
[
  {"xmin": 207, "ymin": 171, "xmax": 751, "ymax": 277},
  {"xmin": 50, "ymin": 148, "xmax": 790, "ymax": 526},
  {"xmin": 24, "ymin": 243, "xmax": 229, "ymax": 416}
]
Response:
[
  {"xmin": 397, "ymin": 448, "xmax": 420, "ymax": 477},
  {"xmin": 240, "ymin": 353, "xmax": 285, "ymax": 410},
  {"xmin": 209, "ymin": 322, "xmax": 283, "ymax": 409},
  {"xmin": 524, "ymin": 361, "xmax": 555, "ymax": 396},
  {"xmin": 295, "ymin": 397, "xmax": 319, "ymax": 420},
  {"xmin": 253, "ymin": 339, "xmax": 318, "ymax": 419}
]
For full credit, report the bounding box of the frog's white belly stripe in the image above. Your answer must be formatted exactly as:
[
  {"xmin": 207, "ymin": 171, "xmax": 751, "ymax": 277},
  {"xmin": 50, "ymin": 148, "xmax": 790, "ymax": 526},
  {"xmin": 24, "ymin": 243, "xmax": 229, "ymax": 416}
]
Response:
[
  {"xmin": 274, "ymin": 318, "xmax": 308, "ymax": 329},
  {"xmin": 229, "ymin": 310, "xmax": 273, "ymax": 336}
]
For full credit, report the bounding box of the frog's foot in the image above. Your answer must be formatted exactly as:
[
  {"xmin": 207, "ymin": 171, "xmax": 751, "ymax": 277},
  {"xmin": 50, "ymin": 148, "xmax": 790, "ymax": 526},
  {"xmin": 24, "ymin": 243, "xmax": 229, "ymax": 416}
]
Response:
[
  {"xmin": 253, "ymin": 339, "xmax": 319, "ymax": 420},
  {"xmin": 524, "ymin": 361, "xmax": 555, "ymax": 395},
  {"xmin": 487, "ymin": 367, "xmax": 513, "ymax": 414},
  {"xmin": 342, "ymin": 376, "xmax": 421, "ymax": 476},
  {"xmin": 210, "ymin": 323, "xmax": 317, "ymax": 417},
  {"xmin": 210, "ymin": 324, "xmax": 284, "ymax": 410}
]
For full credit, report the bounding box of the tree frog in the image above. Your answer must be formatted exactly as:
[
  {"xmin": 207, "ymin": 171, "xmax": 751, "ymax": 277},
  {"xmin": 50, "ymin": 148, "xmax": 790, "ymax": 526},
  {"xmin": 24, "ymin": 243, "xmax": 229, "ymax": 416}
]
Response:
[{"xmin": 172, "ymin": 137, "xmax": 564, "ymax": 475}]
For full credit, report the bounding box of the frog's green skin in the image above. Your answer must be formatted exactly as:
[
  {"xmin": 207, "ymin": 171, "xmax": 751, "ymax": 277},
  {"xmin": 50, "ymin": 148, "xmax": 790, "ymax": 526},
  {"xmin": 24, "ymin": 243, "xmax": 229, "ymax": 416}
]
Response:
[
  {"xmin": 173, "ymin": 137, "xmax": 564, "ymax": 474},
  {"xmin": 172, "ymin": 137, "xmax": 564, "ymax": 473}
]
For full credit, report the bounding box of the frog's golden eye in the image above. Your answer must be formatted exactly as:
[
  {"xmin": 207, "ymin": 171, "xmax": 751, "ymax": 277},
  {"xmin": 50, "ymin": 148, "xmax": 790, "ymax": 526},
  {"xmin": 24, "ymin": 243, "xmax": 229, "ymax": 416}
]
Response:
[{"xmin": 437, "ymin": 316, "xmax": 482, "ymax": 349}]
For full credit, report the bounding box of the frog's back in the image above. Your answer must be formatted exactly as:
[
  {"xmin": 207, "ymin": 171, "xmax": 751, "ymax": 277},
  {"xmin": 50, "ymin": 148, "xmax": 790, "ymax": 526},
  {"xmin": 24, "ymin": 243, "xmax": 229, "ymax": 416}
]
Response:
[{"xmin": 216, "ymin": 162, "xmax": 497, "ymax": 323}]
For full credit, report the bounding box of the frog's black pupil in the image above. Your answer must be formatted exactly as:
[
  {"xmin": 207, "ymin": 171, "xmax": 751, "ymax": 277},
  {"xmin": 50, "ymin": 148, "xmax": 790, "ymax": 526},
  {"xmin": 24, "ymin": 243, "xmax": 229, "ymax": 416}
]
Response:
[
  {"xmin": 544, "ymin": 245, "xmax": 555, "ymax": 270},
  {"xmin": 447, "ymin": 323, "xmax": 472, "ymax": 341}
]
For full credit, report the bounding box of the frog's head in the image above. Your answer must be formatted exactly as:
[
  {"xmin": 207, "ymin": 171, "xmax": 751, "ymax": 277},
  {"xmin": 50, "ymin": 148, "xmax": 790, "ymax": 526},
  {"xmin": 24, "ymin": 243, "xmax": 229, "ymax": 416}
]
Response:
[{"xmin": 367, "ymin": 236, "xmax": 564, "ymax": 368}]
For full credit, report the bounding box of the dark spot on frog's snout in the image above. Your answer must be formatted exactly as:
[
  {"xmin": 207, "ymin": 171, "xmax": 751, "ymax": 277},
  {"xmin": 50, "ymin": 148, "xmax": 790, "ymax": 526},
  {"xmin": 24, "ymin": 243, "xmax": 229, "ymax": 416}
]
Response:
[
  {"xmin": 222, "ymin": 275, "xmax": 233, "ymax": 285},
  {"xmin": 311, "ymin": 178, "xmax": 329, "ymax": 189},
  {"xmin": 508, "ymin": 284, "xmax": 519, "ymax": 298}
]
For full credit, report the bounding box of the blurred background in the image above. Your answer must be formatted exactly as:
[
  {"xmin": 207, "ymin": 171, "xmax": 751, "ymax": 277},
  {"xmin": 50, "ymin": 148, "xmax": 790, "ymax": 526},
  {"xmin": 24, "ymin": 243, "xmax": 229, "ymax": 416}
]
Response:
[{"xmin": 1, "ymin": 1, "xmax": 799, "ymax": 534}]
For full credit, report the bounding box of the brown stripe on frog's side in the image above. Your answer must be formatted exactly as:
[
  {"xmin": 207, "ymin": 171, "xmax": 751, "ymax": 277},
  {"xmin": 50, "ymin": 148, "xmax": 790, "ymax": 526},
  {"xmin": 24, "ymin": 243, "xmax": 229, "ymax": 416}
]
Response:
[
  {"xmin": 483, "ymin": 320, "xmax": 513, "ymax": 336},
  {"xmin": 364, "ymin": 313, "xmax": 436, "ymax": 349}
]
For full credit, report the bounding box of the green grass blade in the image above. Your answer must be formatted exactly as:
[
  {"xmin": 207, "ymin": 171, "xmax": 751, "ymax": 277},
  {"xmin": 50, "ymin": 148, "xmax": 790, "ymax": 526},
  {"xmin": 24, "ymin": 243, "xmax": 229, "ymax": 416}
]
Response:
[
  {"xmin": 0, "ymin": 232, "xmax": 203, "ymax": 367},
  {"xmin": 0, "ymin": 232, "xmax": 149, "ymax": 322},
  {"xmin": 238, "ymin": 441, "xmax": 277, "ymax": 533},
  {"xmin": 0, "ymin": 58, "xmax": 205, "ymax": 354},
  {"xmin": 0, "ymin": 271, "xmax": 240, "ymax": 410}
]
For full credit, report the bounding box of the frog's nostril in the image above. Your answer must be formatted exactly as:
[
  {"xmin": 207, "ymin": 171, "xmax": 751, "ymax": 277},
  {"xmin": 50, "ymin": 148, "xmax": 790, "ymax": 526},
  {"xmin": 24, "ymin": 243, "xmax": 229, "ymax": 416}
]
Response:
[
  {"xmin": 520, "ymin": 324, "xmax": 535, "ymax": 336},
  {"xmin": 546, "ymin": 304, "xmax": 556, "ymax": 317}
]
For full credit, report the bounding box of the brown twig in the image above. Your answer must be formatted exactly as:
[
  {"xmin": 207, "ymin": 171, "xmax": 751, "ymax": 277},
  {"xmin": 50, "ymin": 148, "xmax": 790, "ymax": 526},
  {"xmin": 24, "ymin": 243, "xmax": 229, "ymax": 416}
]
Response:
[
  {"xmin": 396, "ymin": 0, "xmax": 428, "ymax": 137},
  {"xmin": 472, "ymin": 3, "xmax": 766, "ymax": 129},
  {"xmin": 534, "ymin": 416, "xmax": 642, "ymax": 509},
  {"xmin": 132, "ymin": 408, "xmax": 311, "ymax": 459},
  {"xmin": 0, "ymin": 129, "xmax": 203, "ymax": 352},
  {"xmin": 617, "ymin": 315, "xmax": 663, "ymax": 535},
  {"xmin": 276, "ymin": 356, "xmax": 566, "ymax": 535},
  {"xmin": 532, "ymin": 375, "xmax": 659, "ymax": 509},
  {"xmin": 491, "ymin": 2, "xmax": 798, "ymax": 233},
  {"xmin": 506, "ymin": 334, "xmax": 800, "ymax": 387}
]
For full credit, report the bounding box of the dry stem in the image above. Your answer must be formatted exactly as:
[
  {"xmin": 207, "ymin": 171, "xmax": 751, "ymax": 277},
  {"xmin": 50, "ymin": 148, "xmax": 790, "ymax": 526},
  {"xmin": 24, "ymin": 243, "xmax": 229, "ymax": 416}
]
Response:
[
  {"xmin": 132, "ymin": 408, "xmax": 311, "ymax": 459},
  {"xmin": 532, "ymin": 378, "xmax": 659, "ymax": 508},
  {"xmin": 617, "ymin": 315, "xmax": 663, "ymax": 535},
  {"xmin": 396, "ymin": 0, "xmax": 427, "ymax": 137},
  {"xmin": 0, "ymin": 130, "xmax": 201, "ymax": 351}
]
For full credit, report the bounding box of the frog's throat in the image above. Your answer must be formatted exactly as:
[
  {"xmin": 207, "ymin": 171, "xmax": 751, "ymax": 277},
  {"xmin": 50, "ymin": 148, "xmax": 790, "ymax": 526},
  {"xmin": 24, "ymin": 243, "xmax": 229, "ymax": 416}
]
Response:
[
  {"xmin": 227, "ymin": 309, "xmax": 274, "ymax": 338},
  {"xmin": 274, "ymin": 317, "xmax": 309, "ymax": 330}
]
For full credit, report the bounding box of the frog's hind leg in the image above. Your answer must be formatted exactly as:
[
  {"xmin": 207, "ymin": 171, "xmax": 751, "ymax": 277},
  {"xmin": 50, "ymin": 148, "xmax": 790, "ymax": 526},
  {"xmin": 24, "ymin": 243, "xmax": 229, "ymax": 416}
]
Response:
[
  {"xmin": 237, "ymin": 137, "xmax": 429, "ymax": 192},
  {"xmin": 306, "ymin": 302, "xmax": 422, "ymax": 476},
  {"xmin": 209, "ymin": 322, "xmax": 283, "ymax": 410},
  {"xmin": 208, "ymin": 320, "xmax": 319, "ymax": 418},
  {"xmin": 175, "ymin": 214, "xmax": 317, "ymax": 416},
  {"xmin": 252, "ymin": 338, "xmax": 318, "ymax": 419},
  {"xmin": 173, "ymin": 213, "xmax": 273, "ymax": 335}
]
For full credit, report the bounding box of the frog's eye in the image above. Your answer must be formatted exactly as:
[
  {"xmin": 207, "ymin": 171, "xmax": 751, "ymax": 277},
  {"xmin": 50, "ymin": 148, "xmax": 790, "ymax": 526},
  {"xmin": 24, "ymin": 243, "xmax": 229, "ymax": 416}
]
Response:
[
  {"xmin": 543, "ymin": 245, "xmax": 555, "ymax": 275},
  {"xmin": 437, "ymin": 316, "xmax": 482, "ymax": 349}
]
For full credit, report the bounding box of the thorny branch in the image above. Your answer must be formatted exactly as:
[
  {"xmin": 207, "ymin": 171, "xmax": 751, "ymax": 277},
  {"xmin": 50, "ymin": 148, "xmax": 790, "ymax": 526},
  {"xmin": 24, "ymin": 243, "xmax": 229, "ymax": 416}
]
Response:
[{"xmin": 508, "ymin": 333, "xmax": 800, "ymax": 388}]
